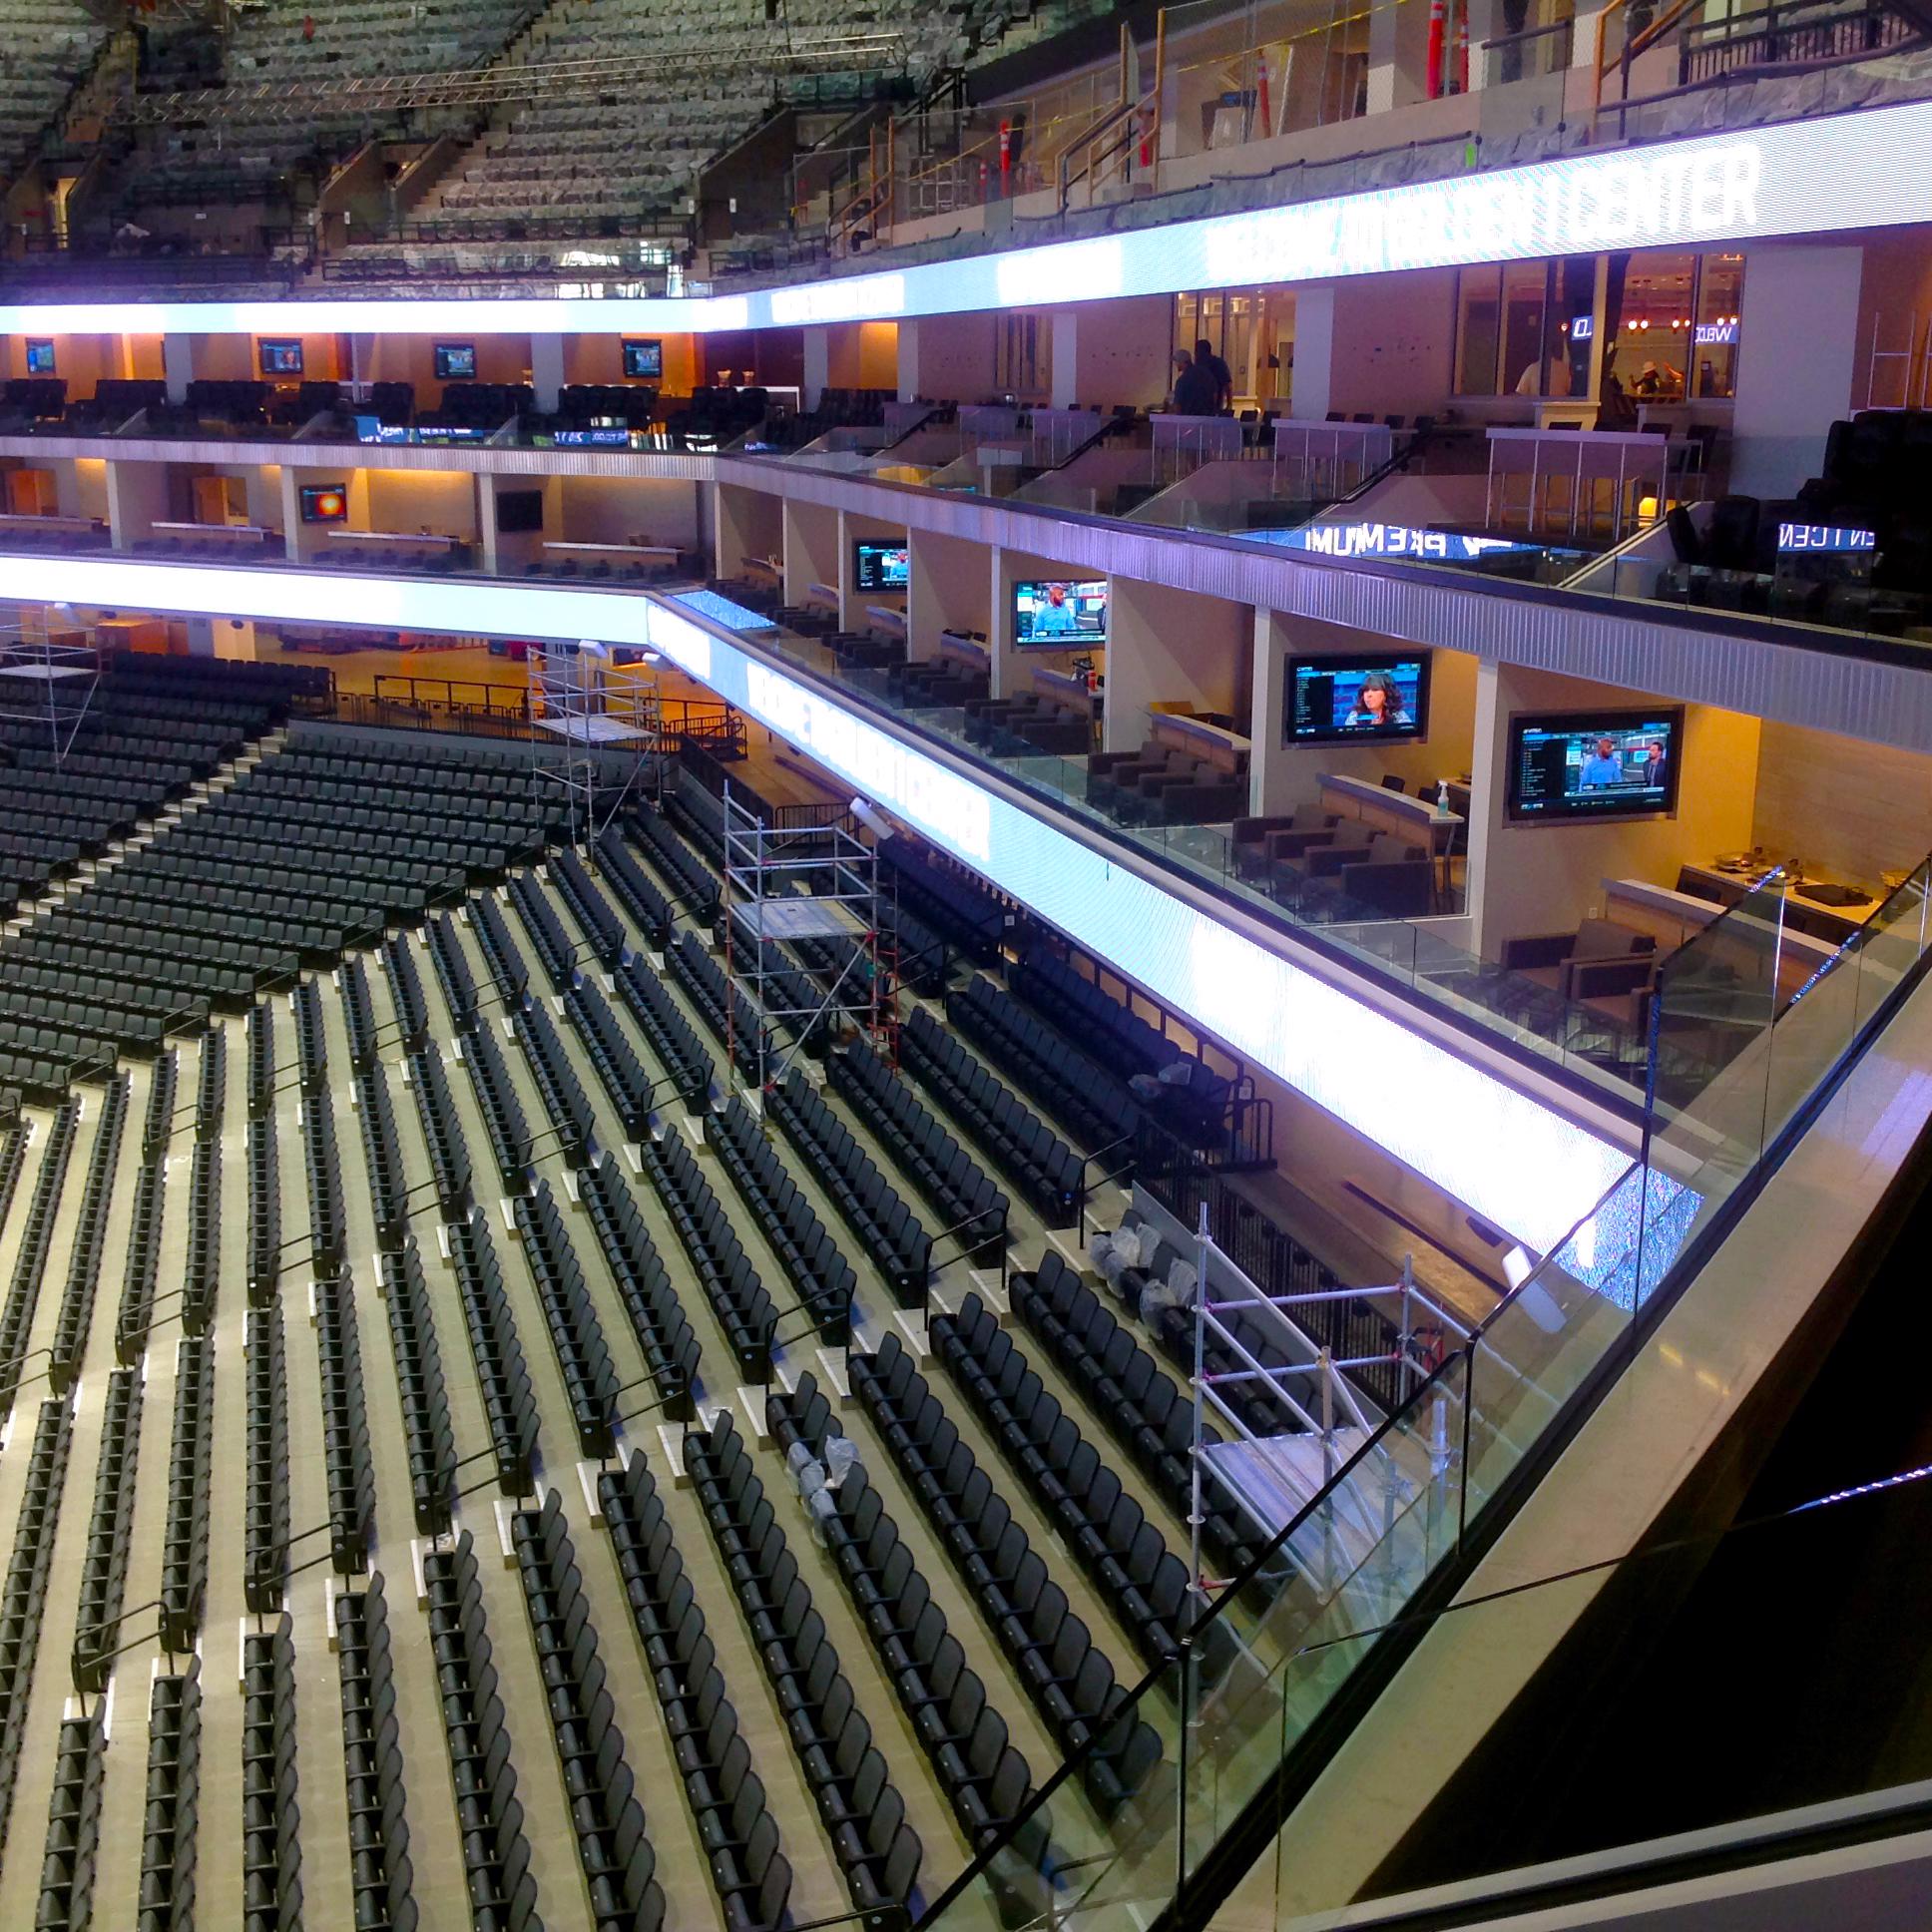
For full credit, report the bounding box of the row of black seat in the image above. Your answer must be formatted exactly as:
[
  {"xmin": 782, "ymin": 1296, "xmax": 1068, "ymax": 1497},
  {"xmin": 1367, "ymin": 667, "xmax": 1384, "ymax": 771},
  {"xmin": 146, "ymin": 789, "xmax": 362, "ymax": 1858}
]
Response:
[
  {"xmin": 356, "ymin": 1066, "xmax": 411, "ymax": 1251},
  {"xmin": 852, "ymin": 1334, "xmax": 1169, "ymax": 1806},
  {"xmin": 448, "ymin": 1214, "xmax": 543, "ymax": 1496},
  {"xmin": 341, "ymin": 956, "xmax": 381, "ymax": 1073},
  {"xmin": 182, "ymin": 1139, "xmax": 221, "ymax": 1334},
  {"xmin": 686, "ymin": 1416, "xmax": 926, "ymax": 1917},
  {"xmin": 598, "ymin": 1451, "xmax": 794, "ymax": 1932},
  {"xmin": 510, "ymin": 1490, "xmax": 668, "ymax": 1932},
  {"xmin": 140, "ymin": 1662, "xmax": 202, "ymax": 1932},
  {"xmin": 770, "ymin": 1068, "xmax": 935, "ymax": 1302},
  {"xmin": 513, "ymin": 1181, "xmax": 622, "ymax": 1458},
  {"xmin": 948, "ymin": 977, "xmax": 1141, "ymax": 1164},
  {"xmin": 471, "ymin": 894, "xmax": 531, "ymax": 1008},
  {"xmin": 141, "ymin": 1046, "xmax": 179, "ymax": 1158},
  {"xmin": 428, "ymin": 910, "xmax": 483, "ymax": 1027},
  {"xmin": 301, "ymin": 1072, "xmax": 345, "ymax": 1272},
  {"xmin": 512, "ymin": 994, "xmax": 600, "ymax": 1171},
  {"xmin": 879, "ymin": 838, "xmax": 1007, "ymax": 963},
  {"xmin": 379, "ymin": 1244, "xmax": 458, "ymax": 1537},
  {"xmin": 1011, "ymin": 1257, "xmax": 1278, "ymax": 1590},
  {"xmin": 900, "ymin": 1008, "xmax": 1082, "ymax": 1226},
  {"xmin": 551, "ymin": 847, "xmax": 628, "ymax": 969},
  {"xmin": 0, "ymin": 1402, "xmax": 72, "ymax": 1855},
  {"xmin": 709, "ymin": 1099, "xmax": 857, "ymax": 1346},
  {"xmin": 636, "ymin": 1116, "xmax": 780, "ymax": 1378},
  {"xmin": 595, "ymin": 825, "xmax": 674, "ymax": 947},
  {"xmin": 197, "ymin": 1028, "xmax": 228, "ymax": 1145},
  {"xmin": 422, "ymin": 1531, "xmax": 543, "ymax": 1930},
  {"xmin": 460, "ymin": 1022, "xmax": 534, "ymax": 1192},
  {"xmin": 578, "ymin": 1161, "xmax": 701, "ymax": 1420},
  {"xmin": 668, "ymin": 932, "xmax": 767, "ymax": 1082},
  {"xmin": 407, "ymin": 1046, "xmax": 474, "ymax": 1220},
  {"xmin": 162, "ymin": 1334, "xmax": 214, "ymax": 1650},
  {"xmin": 113, "ymin": 1150, "xmax": 166, "ymax": 1363},
  {"xmin": 613, "ymin": 952, "xmax": 715, "ymax": 1109},
  {"xmin": 831, "ymin": 1040, "xmax": 1013, "ymax": 1257},
  {"xmin": 767, "ymin": 1381, "xmax": 1040, "ymax": 1869},
  {"xmin": 247, "ymin": 1113, "xmax": 281, "ymax": 1305},
  {"xmin": 52, "ymin": 1082, "xmax": 127, "ymax": 1394},
  {"xmin": 35, "ymin": 1705, "xmax": 105, "ymax": 1931},
  {"xmin": 333, "ymin": 1575, "xmax": 419, "ymax": 1931},
  {"xmin": 252, "ymin": 1002, "xmax": 281, "ymax": 1118},
  {"xmin": 245, "ymin": 1304, "xmax": 291, "ymax": 1615},
  {"xmin": 71, "ymin": 1365, "xmax": 142, "ymax": 1697},
  {"xmin": 510, "ymin": 869, "xmax": 582, "ymax": 992},
  {"xmin": 314, "ymin": 1273, "xmax": 377, "ymax": 1574},
  {"xmin": 567, "ymin": 980, "xmax": 658, "ymax": 1141},
  {"xmin": 631, "ymin": 806, "xmax": 720, "ymax": 921},
  {"xmin": 242, "ymin": 1616, "xmax": 302, "ymax": 1932},
  {"xmin": 0, "ymin": 1099, "xmax": 79, "ymax": 1415},
  {"xmin": 383, "ymin": 934, "xmax": 432, "ymax": 1055}
]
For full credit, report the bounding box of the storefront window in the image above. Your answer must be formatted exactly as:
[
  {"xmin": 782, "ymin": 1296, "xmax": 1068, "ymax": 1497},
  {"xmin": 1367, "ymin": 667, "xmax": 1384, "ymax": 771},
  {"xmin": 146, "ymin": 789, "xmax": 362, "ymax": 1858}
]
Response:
[
  {"xmin": 1610, "ymin": 250, "xmax": 1693, "ymax": 403},
  {"xmin": 1692, "ymin": 252, "xmax": 1744, "ymax": 399},
  {"xmin": 1456, "ymin": 267, "xmax": 1503, "ymax": 395}
]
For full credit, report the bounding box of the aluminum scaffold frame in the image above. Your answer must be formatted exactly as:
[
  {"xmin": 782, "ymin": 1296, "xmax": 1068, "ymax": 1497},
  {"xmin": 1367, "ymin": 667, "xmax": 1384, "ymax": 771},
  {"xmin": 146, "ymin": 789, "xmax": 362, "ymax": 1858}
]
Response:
[
  {"xmin": 721, "ymin": 782, "xmax": 887, "ymax": 1105},
  {"xmin": 528, "ymin": 638, "xmax": 663, "ymax": 854},
  {"xmin": 0, "ymin": 609, "xmax": 101, "ymax": 768}
]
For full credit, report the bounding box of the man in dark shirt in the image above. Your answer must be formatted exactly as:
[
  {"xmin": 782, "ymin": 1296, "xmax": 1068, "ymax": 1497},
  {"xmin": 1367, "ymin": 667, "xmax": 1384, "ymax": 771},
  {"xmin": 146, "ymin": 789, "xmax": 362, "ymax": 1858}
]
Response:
[
  {"xmin": 1172, "ymin": 351, "xmax": 1217, "ymax": 416},
  {"xmin": 1196, "ymin": 337, "xmax": 1232, "ymax": 411}
]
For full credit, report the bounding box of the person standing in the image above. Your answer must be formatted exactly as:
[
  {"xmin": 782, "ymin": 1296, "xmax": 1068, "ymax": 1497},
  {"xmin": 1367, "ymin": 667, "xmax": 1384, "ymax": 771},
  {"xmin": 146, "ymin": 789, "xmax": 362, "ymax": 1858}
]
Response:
[
  {"xmin": 1196, "ymin": 337, "xmax": 1233, "ymax": 412},
  {"xmin": 1171, "ymin": 351, "xmax": 1217, "ymax": 416}
]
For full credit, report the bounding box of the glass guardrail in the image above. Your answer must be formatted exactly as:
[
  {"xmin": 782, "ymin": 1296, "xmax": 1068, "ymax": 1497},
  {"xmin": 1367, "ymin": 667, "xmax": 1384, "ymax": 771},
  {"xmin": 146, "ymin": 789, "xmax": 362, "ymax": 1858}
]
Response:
[{"xmin": 916, "ymin": 851, "xmax": 1932, "ymax": 1932}]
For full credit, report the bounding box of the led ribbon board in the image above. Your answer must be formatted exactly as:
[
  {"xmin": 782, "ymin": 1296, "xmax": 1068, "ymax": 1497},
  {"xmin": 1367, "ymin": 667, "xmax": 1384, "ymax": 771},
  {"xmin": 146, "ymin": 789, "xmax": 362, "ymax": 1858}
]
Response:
[
  {"xmin": 6, "ymin": 100, "xmax": 1932, "ymax": 334},
  {"xmin": 0, "ymin": 550, "xmax": 1630, "ymax": 1250}
]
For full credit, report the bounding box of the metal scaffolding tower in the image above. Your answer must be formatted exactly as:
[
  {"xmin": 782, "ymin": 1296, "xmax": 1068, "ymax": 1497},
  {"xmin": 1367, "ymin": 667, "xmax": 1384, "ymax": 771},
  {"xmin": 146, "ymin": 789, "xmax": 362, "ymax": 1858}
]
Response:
[
  {"xmin": 721, "ymin": 784, "xmax": 887, "ymax": 1101},
  {"xmin": 528, "ymin": 640, "xmax": 661, "ymax": 852},
  {"xmin": 0, "ymin": 611, "xmax": 100, "ymax": 767}
]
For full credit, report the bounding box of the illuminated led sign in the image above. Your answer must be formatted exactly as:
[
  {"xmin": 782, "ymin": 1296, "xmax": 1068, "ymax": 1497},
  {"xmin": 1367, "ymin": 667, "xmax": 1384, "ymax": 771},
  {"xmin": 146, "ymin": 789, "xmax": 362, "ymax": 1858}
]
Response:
[
  {"xmin": 1255, "ymin": 523, "xmax": 1542, "ymax": 562},
  {"xmin": 0, "ymin": 550, "xmax": 1633, "ymax": 1250},
  {"xmin": 5, "ymin": 100, "xmax": 1932, "ymax": 334},
  {"xmin": 1776, "ymin": 522, "xmax": 1875, "ymax": 554},
  {"xmin": 1693, "ymin": 320, "xmax": 1738, "ymax": 345}
]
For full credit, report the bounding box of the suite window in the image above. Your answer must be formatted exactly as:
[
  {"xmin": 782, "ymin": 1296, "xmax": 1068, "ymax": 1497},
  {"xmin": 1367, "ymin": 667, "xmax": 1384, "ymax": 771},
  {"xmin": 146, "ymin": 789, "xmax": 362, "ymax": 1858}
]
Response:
[{"xmin": 1691, "ymin": 252, "xmax": 1743, "ymax": 399}]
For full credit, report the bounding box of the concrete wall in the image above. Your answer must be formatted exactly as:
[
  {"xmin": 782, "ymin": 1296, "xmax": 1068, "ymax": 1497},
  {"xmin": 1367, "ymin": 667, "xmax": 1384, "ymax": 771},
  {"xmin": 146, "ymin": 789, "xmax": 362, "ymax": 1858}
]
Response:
[
  {"xmin": 1730, "ymin": 243, "xmax": 1863, "ymax": 497},
  {"xmin": 782, "ymin": 497, "xmax": 841, "ymax": 606},
  {"xmin": 1051, "ymin": 295, "xmax": 1175, "ymax": 410},
  {"xmin": 714, "ymin": 481, "xmax": 783, "ymax": 578},
  {"xmin": 1104, "ymin": 576, "xmax": 1250, "ymax": 753},
  {"xmin": 1291, "ymin": 269, "xmax": 1457, "ymax": 422},
  {"xmin": 907, "ymin": 527, "xmax": 991, "ymax": 662},
  {"xmin": 1467, "ymin": 662, "xmax": 1761, "ymax": 959},
  {"xmin": 898, "ymin": 312, "xmax": 1000, "ymax": 402},
  {"xmin": 1751, "ymin": 721, "xmax": 1932, "ymax": 889}
]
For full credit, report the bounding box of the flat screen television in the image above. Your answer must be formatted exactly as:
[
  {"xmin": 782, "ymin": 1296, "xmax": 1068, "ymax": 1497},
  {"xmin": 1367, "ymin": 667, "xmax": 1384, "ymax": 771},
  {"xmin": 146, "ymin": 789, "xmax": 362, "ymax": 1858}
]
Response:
[
  {"xmin": 433, "ymin": 342, "xmax": 477, "ymax": 380},
  {"xmin": 1013, "ymin": 578, "xmax": 1107, "ymax": 650},
  {"xmin": 853, "ymin": 540, "xmax": 909, "ymax": 594},
  {"xmin": 1285, "ymin": 651, "xmax": 1431, "ymax": 745},
  {"xmin": 23, "ymin": 340, "xmax": 54, "ymax": 375},
  {"xmin": 258, "ymin": 338, "xmax": 304, "ymax": 376},
  {"xmin": 298, "ymin": 483, "xmax": 348, "ymax": 525},
  {"xmin": 496, "ymin": 489, "xmax": 544, "ymax": 534},
  {"xmin": 1507, "ymin": 709, "xmax": 1684, "ymax": 823},
  {"xmin": 623, "ymin": 339, "xmax": 664, "ymax": 380}
]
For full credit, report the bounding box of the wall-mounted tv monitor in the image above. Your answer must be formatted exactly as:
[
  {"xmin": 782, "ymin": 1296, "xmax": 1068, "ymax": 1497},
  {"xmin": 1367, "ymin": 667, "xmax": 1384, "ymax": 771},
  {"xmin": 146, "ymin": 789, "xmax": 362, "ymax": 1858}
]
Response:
[
  {"xmin": 23, "ymin": 340, "xmax": 54, "ymax": 375},
  {"xmin": 1507, "ymin": 709, "xmax": 1684, "ymax": 823},
  {"xmin": 1286, "ymin": 651, "xmax": 1431, "ymax": 745},
  {"xmin": 258, "ymin": 338, "xmax": 304, "ymax": 376},
  {"xmin": 298, "ymin": 483, "xmax": 348, "ymax": 525},
  {"xmin": 623, "ymin": 339, "xmax": 664, "ymax": 380},
  {"xmin": 853, "ymin": 540, "xmax": 909, "ymax": 594},
  {"xmin": 496, "ymin": 489, "xmax": 544, "ymax": 534},
  {"xmin": 1013, "ymin": 578, "xmax": 1107, "ymax": 650},
  {"xmin": 433, "ymin": 342, "xmax": 477, "ymax": 380}
]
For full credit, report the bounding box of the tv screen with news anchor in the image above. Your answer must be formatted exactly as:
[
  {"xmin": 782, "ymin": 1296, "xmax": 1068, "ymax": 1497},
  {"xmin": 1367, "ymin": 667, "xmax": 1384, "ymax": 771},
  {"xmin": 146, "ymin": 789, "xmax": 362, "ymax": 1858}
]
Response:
[
  {"xmin": 1285, "ymin": 652, "xmax": 1431, "ymax": 745},
  {"xmin": 1507, "ymin": 709, "xmax": 1684, "ymax": 822},
  {"xmin": 1013, "ymin": 579, "xmax": 1107, "ymax": 650}
]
